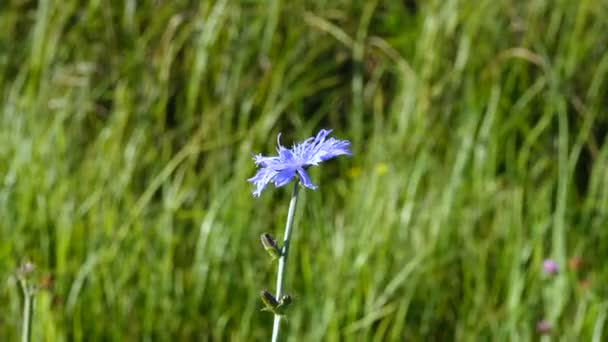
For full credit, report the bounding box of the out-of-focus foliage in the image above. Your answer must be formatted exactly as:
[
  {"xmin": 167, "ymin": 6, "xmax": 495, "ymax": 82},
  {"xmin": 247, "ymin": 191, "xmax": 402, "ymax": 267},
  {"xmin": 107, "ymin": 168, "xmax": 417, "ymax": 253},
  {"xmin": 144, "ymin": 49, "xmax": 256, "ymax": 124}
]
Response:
[{"xmin": 1, "ymin": 0, "xmax": 607, "ymax": 340}]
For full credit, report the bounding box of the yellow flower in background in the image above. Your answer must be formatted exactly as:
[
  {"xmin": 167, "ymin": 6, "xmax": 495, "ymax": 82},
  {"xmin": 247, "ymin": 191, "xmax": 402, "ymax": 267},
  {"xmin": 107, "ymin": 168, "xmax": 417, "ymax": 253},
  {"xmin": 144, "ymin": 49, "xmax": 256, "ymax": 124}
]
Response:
[
  {"xmin": 347, "ymin": 163, "xmax": 387, "ymax": 178},
  {"xmin": 347, "ymin": 166, "xmax": 361, "ymax": 178},
  {"xmin": 375, "ymin": 163, "xmax": 388, "ymax": 175}
]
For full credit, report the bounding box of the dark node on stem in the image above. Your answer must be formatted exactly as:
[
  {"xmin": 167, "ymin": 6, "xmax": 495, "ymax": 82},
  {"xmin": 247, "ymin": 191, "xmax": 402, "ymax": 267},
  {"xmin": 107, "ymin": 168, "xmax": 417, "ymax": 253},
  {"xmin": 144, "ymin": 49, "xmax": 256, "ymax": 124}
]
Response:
[
  {"xmin": 279, "ymin": 295, "xmax": 292, "ymax": 307},
  {"xmin": 261, "ymin": 289, "xmax": 280, "ymax": 311},
  {"xmin": 260, "ymin": 290, "xmax": 293, "ymax": 316}
]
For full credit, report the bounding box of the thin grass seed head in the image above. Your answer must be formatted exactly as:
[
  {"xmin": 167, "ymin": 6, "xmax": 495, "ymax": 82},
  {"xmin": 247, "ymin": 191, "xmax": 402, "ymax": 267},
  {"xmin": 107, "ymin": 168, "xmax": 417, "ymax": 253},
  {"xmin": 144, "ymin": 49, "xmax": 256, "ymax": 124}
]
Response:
[
  {"xmin": 17, "ymin": 261, "xmax": 35, "ymax": 278},
  {"xmin": 248, "ymin": 129, "xmax": 352, "ymax": 197}
]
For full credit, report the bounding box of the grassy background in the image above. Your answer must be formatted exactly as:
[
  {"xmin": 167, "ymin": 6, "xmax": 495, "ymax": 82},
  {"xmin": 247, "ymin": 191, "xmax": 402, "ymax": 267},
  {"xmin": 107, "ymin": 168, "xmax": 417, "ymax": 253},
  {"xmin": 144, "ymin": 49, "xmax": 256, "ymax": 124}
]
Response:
[{"xmin": 1, "ymin": 0, "xmax": 608, "ymax": 340}]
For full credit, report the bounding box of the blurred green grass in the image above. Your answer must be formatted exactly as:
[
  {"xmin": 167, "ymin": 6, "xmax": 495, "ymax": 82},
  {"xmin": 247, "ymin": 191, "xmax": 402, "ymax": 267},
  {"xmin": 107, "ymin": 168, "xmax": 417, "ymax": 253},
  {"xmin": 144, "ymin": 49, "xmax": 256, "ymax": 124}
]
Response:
[{"xmin": 1, "ymin": 0, "xmax": 608, "ymax": 340}]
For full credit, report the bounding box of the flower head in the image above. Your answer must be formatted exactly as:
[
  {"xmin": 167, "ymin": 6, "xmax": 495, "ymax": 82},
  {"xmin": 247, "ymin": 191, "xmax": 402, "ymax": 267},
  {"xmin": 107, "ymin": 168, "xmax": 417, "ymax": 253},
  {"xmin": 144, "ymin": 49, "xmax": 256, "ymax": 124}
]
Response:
[
  {"xmin": 536, "ymin": 319, "xmax": 552, "ymax": 334},
  {"xmin": 248, "ymin": 129, "xmax": 352, "ymax": 197},
  {"xmin": 542, "ymin": 259, "xmax": 559, "ymax": 275}
]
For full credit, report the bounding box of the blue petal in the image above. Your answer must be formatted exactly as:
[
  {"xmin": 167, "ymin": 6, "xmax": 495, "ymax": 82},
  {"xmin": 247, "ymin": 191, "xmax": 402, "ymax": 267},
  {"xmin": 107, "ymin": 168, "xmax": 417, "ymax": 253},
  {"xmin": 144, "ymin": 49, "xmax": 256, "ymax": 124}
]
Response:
[
  {"xmin": 313, "ymin": 129, "xmax": 332, "ymax": 145},
  {"xmin": 317, "ymin": 139, "xmax": 352, "ymax": 162},
  {"xmin": 296, "ymin": 168, "xmax": 317, "ymax": 190},
  {"xmin": 274, "ymin": 168, "xmax": 296, "ymax": 187},
  {"xmin": 253, "ymin": 154, "xmax": 279, "ymax": 167},
  {"xmin": 279, "ymin": 148, "xmax": 296, "ymax": 163},
  {"xmin": 248, "ymin": 167, "xmax": 278, "ymax": 197},
  {"xmin": 304, "ymin": 137, "xmax": 351, "ymax": 165}
]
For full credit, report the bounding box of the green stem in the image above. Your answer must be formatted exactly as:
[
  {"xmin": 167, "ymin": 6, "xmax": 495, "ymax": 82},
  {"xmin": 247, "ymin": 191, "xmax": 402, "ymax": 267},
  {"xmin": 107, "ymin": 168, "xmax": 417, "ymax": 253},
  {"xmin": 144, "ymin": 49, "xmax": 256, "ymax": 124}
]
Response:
[
  {"xmin": 271, "ymin": 182, "xmax": 300, "ymax": 342},
  {"xmin": 19, "ymin": 279, "xmax": 33, "ymax": 342}
]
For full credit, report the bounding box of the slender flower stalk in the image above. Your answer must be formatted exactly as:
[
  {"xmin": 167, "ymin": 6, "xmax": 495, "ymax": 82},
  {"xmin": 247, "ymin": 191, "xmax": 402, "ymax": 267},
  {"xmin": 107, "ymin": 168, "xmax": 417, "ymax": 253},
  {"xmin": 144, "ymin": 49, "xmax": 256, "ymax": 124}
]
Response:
[
  {"xmin": 20, "ymin": 285, "xmax": 33, "ymax": 342},
  {"xmin": 17, "ymin": 262, "xmax": 36, "ymax": 342},
  {"xmin": 271, "ymin": 182, "xmax": 299, "ymax": 342}
]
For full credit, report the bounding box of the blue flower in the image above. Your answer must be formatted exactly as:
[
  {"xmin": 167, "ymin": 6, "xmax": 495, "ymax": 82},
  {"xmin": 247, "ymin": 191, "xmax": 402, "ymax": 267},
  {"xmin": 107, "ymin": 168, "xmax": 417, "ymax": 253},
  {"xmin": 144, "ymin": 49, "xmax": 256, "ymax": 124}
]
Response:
[{"xmin": 248, "ymin": 129, "xmax": 352, "ymax": 197}]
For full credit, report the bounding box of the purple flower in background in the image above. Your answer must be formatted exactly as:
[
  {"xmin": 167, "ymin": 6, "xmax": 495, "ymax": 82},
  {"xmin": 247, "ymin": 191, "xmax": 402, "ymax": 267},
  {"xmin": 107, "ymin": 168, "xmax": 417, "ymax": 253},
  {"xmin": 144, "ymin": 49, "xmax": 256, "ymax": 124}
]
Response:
[
  {"xmin": 248, "ymin": 129, "xmax": 352, "ymax": 197},
  {"xmin": 536, "ymin": 319, "xmax": 552, "ymax": 334},
  {"xmin": 542, "ymin": 259, "xmax": 559, "ymax": 275}
]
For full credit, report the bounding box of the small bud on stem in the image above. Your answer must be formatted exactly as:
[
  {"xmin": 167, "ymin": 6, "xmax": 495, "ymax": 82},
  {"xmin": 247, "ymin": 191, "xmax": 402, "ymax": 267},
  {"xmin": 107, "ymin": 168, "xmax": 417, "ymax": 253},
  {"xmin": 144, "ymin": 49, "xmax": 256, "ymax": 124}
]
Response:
[
  {"xmin": 260, "ymin": 290, "xmax": 293, "ymax": 316},
  {"xmin": 260, "ymin": 233, "xmax": 281, "ymax": 260}
]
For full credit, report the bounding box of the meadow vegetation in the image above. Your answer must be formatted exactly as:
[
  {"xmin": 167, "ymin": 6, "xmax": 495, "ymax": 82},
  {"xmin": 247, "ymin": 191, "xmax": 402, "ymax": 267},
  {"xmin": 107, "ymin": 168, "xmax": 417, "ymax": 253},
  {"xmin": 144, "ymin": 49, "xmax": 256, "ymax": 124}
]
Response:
[{"xmin": 1, "ymin": 0, "xmax": 608, "ymax": 340}]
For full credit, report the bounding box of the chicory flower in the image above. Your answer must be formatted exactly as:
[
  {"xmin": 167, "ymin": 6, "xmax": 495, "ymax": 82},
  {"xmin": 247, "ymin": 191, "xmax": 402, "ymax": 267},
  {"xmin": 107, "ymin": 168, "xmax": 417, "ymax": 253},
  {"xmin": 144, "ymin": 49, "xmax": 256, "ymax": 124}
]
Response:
[{"xmin": 248, "ymin": 129, "xmax": 352, "ymax": 197}]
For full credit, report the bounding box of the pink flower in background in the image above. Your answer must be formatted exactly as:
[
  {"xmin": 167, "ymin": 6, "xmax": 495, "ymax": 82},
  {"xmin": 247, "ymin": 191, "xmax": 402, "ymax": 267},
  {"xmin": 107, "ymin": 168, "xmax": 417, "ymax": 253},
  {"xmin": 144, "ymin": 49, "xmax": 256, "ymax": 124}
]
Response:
[
  {"xmin": 536, "ymin": 319, "xmax": 552, "ymax": 334},
  {"xmin": 542, "ymin": 259, "xmax": 559, "ymax": 275}
]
